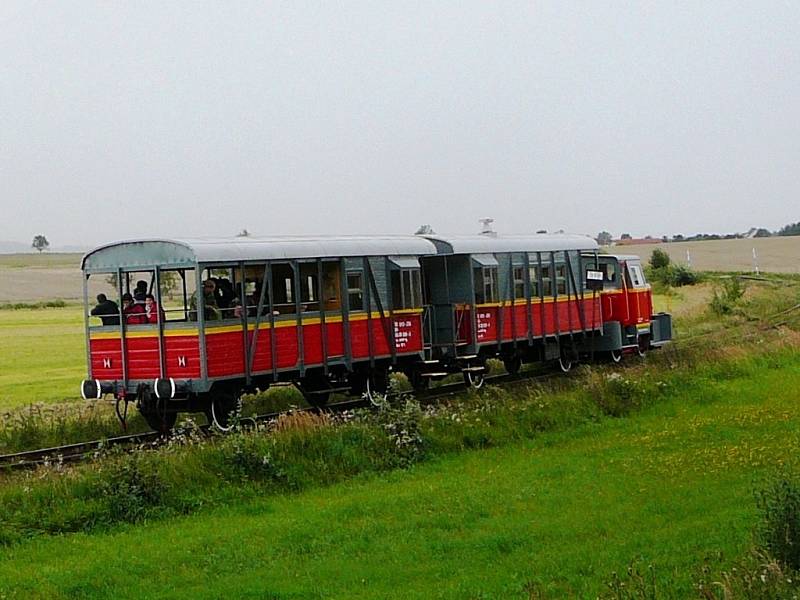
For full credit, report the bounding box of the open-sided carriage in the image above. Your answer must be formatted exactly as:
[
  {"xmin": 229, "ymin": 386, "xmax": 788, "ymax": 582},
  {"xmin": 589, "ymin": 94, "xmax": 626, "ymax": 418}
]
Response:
[
  {"xmin": 80, "ymin": 232, "xmax": 672, "ymax": 431},
  {"xmin": 80, "ymin": 236, "xmax": 437, "ymax": 430}
]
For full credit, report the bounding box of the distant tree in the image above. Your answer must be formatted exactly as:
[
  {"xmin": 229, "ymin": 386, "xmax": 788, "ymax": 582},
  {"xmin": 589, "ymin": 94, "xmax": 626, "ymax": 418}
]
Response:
[
  {"xmin": 236, "ymin": 229, "xmax": 250, "ymax": 237},
  {"xmin": 754, "ymin": 228, "xmax": 772, "ymax": 238},
  {"xmin": 649, "ymin": 248, "xmax": 671, "ymax": 270},
  {"xmin": 32, "ymin": 235, "xmax": 49, "ymax": 253},
  {"xmin": 414, "ymin": 224, "xmax": 435, "ymax": 235},
  {"xmin": 620, "ymin": 233, "xmax": 632, "ymax": 240},
  {"xmin": 672, "ymin": 234, "xmax": 684, "ymax": 241},
  {"xmin": 596, "ymin": 231, "xmax": 613, "ymax": 246},
  {"xmin": 661, "ymin": 235, "xmax": 669, "ymax": 243},
  {"xmin": 778, "ymin": 222, "xmax": 800, "ymax": 236},
  {"xmin": 536, "ymin": 229, "xmax": 547, "ymax": 234},
  {"xmin": 160, "ymin": 271, "xmax": 179, "ymax": 300}
]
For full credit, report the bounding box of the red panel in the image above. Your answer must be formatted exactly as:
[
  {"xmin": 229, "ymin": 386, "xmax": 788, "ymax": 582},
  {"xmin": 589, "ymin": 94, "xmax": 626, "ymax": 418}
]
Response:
[
  {"xmin": 164, "ymin": 335, "xmax": 201, "ymax": 378},
  {"xmin": 89, "ymin": 338, "xmax": 124, "ymax": 379},
  {"xmin": 206, "ymin": 330, "xmax": 245, "ymax": 377}
]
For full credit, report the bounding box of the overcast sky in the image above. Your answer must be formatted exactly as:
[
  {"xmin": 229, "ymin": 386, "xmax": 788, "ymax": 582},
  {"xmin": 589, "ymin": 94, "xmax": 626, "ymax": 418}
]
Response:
[{"xmin": 1, "ymin": 1, "xmax": 798, "ymax": 247}]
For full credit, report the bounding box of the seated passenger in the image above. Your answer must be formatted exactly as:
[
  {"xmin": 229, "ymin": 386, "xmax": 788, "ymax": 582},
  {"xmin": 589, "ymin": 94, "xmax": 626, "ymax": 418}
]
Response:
[
  {"xmin": 90, "ymin": 293, "xmax": 120, "ymax": 326},
  {"xmin": 189, "ymin": 280, "xmax": 221, "ymax": 321},
  {"xmin": 144, "ymin": 293, "xmax": 166, "ymax": 324},
  {"xmin": 122, "ymin": 293, "xmax": 146, "ymax": 324},
  {"xmin": 215, "ymin": 278, "xmax": 235, "ymax": 309},
  {"xmin": 133, "ymin": 280, "xmax": 148, "ymax": 303}
]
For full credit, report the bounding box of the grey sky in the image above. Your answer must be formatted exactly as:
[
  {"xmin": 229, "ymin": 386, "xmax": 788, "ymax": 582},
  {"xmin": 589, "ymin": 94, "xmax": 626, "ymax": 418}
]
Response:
[{"xmin": 1, "ymin": 1, "xmax": 798, "ymax": 247}]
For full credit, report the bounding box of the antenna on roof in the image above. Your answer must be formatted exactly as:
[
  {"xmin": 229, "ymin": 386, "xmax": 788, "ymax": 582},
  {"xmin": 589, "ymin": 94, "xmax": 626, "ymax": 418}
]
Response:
[{"xmin": 479, "ymin": 218, "xmax": 496, "ymax": 237}]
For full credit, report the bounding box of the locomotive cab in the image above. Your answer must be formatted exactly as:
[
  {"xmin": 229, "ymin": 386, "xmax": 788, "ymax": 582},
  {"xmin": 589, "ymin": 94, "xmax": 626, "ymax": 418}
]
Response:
[{"xmin": 593, "ymin": 254, "xmax": 672, "ymax": 357}]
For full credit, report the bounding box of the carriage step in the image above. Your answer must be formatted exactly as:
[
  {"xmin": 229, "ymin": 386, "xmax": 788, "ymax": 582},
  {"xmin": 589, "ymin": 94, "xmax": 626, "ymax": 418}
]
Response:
[
  {"xmin": 421, "ymin": 359, "xmax": 440, "ymax": 365},
  {"xmin": 421, "ymin": 372, "xmax": 449, "ymax": 378},
  {"xmin": 461, "ymin": 366, "xmax": 486, "ymax": 372},
  {"xmin": 459, "ymin": 354, "xmax": 478, "ymax": 360}
]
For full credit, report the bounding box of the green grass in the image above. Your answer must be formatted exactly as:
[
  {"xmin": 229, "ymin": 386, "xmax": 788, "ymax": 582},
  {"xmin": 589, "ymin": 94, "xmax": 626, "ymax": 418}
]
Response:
[
  {"xmin": 0, "ymin": 307, "xmax": 86, "ymax": 409},
  {"xmin": 0, "ymin": 349, "xmax": 798, "ymax": 598}
]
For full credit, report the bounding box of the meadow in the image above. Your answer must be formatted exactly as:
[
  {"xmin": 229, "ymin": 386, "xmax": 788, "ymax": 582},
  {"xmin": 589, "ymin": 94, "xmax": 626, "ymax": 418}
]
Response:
[
  {"xmin": 0, "ymin": 345, "xmax": 799, "ymax": 598},
  {"xmin": 0, "ymin": 253, "xmax": 799, "ymax": 598}
]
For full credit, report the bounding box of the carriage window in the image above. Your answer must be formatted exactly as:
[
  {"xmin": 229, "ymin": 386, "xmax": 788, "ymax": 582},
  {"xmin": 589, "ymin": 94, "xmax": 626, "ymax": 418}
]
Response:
[
  {"xmin": 556, "ymin": 264, "xmax": 567, "ymax": 296},
  {"xmin": 299, "ymin": 262, "xmax": 319, "ymax": 310},
  {"xmin": 473, "ymin": 267, "xmax": 498, "ymax": 304},
  {"xmin": 540, "ymin": 265, "xmax": 553, "ymax": 296},
  {"xmin": 513, "ymin": 266, "xmax": 526, "ymax": 299},
  {"xmin": 270, "ymin": 263, "xmax": 295, "ymax": 313},
  {"xmin": 528, "ymin": 266, "xmax": 539, "ymax": 297},
  {"xmin": 392, "ymin": 269, "xmax": 423, "ymax": 309},
  {"xmin": 321, "ymin": 261, "xmax": 341, "ymax": 310},
  {"xmin": 347, "ymin": 272, "xmax": 363, "ymax": 311}
]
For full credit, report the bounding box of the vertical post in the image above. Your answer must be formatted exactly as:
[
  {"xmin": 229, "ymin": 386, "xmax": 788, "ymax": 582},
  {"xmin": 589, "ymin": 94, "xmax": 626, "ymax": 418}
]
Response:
[
  {"xmin": 267, "ymin": 263, "xmax": 278, "ymax": 380},
  {"xmin": 339, "ymin": 258, "xmax": 352, "ymax": 371},
  {"xmin": 196, "ymin": 267, "xmax": 208, "ymax": 384},
  {"xmin": 318, "ymin": 259, "xmax": 329, "ymax": 375},
  {"xmin": 239, "ymin": 262, "xmax": 251, "ymax": 386},
  {"xmin": 524, "ymin": 253, "xmax": 533, "ymax": 344},
  {"xmin": 293, "ymin": 261, "xmax": 304, "ymax": 376},
  {"xmin": 82, "ymin": 273, "xmax": 91, "ymax": 379},
  {"xmin": 468, "ymin": 260, "xmax": 478, "ymax": 349},
  {"xmin": 536, "ymin": 253, "xmax": 546, "ymax": 341},
  {"xmin": 117, "ymin": 268, "xmax": 129, "ymax": 391},
  {"xmin": 155, "ymin": 267, "xmax": 166, "ymax": 379},
  {"xmin": 181, "ymin": 270, "xmax": 188, "ymax": 321},
  {"xmin": 363, "ymin": 257, "xmax": 374, "ymax": 367}
]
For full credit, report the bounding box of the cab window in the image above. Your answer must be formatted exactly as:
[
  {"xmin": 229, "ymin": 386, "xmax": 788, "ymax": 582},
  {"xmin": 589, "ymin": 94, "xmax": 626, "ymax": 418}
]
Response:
[
  {"xmin": 392, "ymin": 269, "xmax": 422, "ymax": 309},
  {"xmin": 626, "ymin": 263, "xmax": 648, "ymax": 289}
]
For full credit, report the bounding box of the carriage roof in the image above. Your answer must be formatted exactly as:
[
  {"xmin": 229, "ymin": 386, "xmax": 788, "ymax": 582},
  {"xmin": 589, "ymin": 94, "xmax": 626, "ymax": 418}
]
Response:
[
  {"xmin": 81, "ymin": 235, "xmax": 439, "ymax": 272},
  {"xmin": 422, "ymin": 233, "xmax": 598, "ymax": 255}
]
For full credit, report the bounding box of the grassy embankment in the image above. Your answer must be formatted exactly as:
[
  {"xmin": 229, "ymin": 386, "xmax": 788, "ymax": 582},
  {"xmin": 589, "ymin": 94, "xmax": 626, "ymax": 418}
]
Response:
[{"xmin": 0, "ymin": 344, "xmax": 798, "ymax": 598}]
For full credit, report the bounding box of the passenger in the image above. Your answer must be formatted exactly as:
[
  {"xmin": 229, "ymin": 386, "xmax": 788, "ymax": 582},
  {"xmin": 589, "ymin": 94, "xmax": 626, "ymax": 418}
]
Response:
[
  {"xmin": 231, "ymin": 298, "xmax": 244, "ymax": 319},
  {"xmin": 90, "ymin": 293, "xmax": 120, "ymax": 326},
  {"xmin": 215, "ymin": 278, "xmax": 235, "ymax": 309},
  {"xmin": 122, "ymin": 293, "xmax": 146, "ymax": 325},
  {"xmin": 133, "ymin": 280, "xmax": 148, "ymax": 303},
  {"xmin": 144, "ymin": 293, "xmax": 166, "ymax": 324},
  {"xmin": 189, "ymin": 280, "xmax": 221, "ymax": 321}
]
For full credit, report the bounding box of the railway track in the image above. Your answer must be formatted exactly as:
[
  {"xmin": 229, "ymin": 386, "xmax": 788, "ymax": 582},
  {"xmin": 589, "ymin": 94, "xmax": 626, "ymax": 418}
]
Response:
[{"xmin": 0, "ymin": 368, "xmax": 560, "ymax": 472}]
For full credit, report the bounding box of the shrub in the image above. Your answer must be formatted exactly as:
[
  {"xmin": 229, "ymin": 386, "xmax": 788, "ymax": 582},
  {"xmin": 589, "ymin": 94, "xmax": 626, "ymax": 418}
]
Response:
[
  {"xmin": 755, "ymin": 471, "xmax": 800, "ymax": 570},
  {"xmin": 709, "ymin": 278, "xmax": 746, "ymax": 316},
  {"xmin": 695, "ymin": 551, "xmax": 799, "ymax": 599},
  {"xmin": 96, "ymin": 453, "xmax": 169, "ymax": 523},
  {"xmin": 586, "ymin": 372, "xmax": 647, "ymax": 417},
  {"xmin": 600, "ymin": 558, "xmax": 659, "ymax": 599},
  {"xmin": 217, "ymin": 434, "xmax": 287, "ymax": 485},
  {"xmin": 368, "ymin": 396, "xmax": 425, "ymax": 467},
  {"xmin": 649, "ymin": 248, "xmax": 671, "ymax": 270}
]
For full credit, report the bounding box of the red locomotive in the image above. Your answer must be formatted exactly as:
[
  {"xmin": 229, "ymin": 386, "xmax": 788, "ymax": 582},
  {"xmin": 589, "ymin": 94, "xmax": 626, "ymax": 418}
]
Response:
[{"xmin": 80, "ymin": 233, "xmax": 671, "ymax": 430}]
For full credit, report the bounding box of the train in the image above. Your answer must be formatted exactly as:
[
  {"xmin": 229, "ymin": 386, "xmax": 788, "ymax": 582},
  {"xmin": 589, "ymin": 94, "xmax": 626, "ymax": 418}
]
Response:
[{"xmin": 79, "ymin": 231, "xmax": 672, "ymax": 431}]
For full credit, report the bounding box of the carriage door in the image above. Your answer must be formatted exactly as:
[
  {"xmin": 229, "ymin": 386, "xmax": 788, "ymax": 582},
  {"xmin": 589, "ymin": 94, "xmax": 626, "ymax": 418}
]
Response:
[{"xmin": 597, "ymin": 256, "xmax": 624, "ymax": 324}]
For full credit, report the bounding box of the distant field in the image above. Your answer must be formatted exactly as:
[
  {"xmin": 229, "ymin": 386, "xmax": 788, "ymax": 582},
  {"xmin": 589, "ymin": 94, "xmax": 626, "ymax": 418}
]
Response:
[
  {"xmin": 617, "ymin": 236, "xmax": 800, "ymax": 273},
  {"xmin": 0, "ymin": 252, "xmax": 113, "ymax": 302}
]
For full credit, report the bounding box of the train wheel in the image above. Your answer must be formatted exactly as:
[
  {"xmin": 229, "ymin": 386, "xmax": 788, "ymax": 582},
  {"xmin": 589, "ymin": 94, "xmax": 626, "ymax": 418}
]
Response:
[
  {"xmin": 463, "ymin": 370, "xmax": 485, "ymax": 389},
  {"xmin": 609, "ymin": 349, "xmax": 623, "ymax": 364},
  {"xmin": 207, "ymin": 390, "xmax": 240, "ymax": 432},
  {"xmin": 558, "ymin": 355, "xmax": 573, "ymax": 373},
  {"xmin": 503, "ymin": 355, "xmax": 522, "ymax": 376},
  {"xmin": 637, "ymin": 336, "xmax": 649, "ymax": 358},
  {"xmin": 140, "ymin": 409, "xmax": 177, "ymax": 433},
  {"xmin": 365, "ymin": 370, "xmax": 390, "ymax": 406}
]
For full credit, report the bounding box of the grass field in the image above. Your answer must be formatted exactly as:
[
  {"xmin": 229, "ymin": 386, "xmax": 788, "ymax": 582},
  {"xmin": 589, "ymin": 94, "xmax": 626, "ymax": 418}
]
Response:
[
  {"xmin": 0, "ymin": 350, "xmax": 798, "ymax": 598},
  {"xmin": 0, "ymin": 307, "xmax": 86, "ymax": 409}
]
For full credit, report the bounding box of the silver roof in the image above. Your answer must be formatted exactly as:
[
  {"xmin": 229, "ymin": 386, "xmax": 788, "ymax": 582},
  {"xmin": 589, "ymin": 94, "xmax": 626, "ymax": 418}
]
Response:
[
  {"xmin": 422, "ymin": 233, "xmax": 598, "ymax": 255},
  {"xmin": 82, "ymin": 235, "xmax": 439, "ymax": 271}
]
